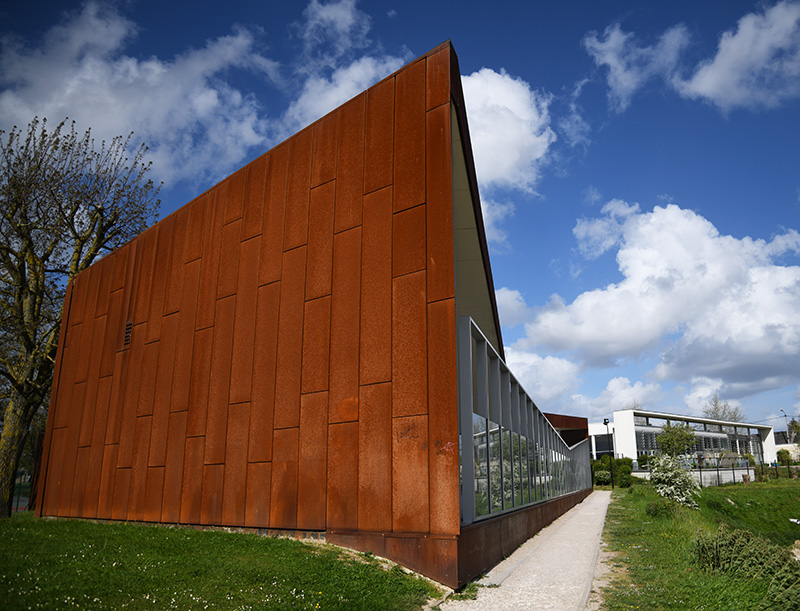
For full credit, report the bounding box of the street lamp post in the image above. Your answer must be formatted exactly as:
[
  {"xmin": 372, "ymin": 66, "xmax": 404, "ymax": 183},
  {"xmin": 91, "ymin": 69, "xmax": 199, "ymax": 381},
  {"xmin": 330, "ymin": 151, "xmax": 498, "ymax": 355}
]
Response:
[
  {"xmin": 782, "ymin": 409, "xmax": 792, "ymax": 444},
  {"xmin": 603, "ymin": 418, "xmax": 615, "ymax": 489}
]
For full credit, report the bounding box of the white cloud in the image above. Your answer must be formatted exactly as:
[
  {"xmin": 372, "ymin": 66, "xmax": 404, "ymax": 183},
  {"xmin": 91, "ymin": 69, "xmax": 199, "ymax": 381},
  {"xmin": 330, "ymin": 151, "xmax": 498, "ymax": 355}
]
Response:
[
  {"xmin": 496, "ymin": 287, "xmax": 531, "ymax": 328},
  {"xmin": 584, "ymin": 22, "xmax": 690, "ymax": 112},
  {"xmin": 0, "ymin": 2, "xmax": 278, "ymax": 185},
  {"xmin": 516, "ymin": 202, "xmax": 800, "ymax": 399},
  {"xmin": 461, "ymin": 68, "xmax": 556, "ymax": 193},
  {"xmin": 504, "ymin": 347, "xmax": 581, "ymax": 404},
  {"xmin": 573, "ymin": 198, "xmax": 639, "ymax": 258},
  {"xmin": 297, "ymin": 0, "xmax": 372, "ymax": 72},
  {"xmin": 480, "ymin": 197, "xmax": 515, "ymax": 247},
  {"xmin": 675, "ymin": 1, "xmax": 800, "ymax": 111},
  {"xmin": 572, "ymin": 377, "xmax": 662, "ymax": 421}
]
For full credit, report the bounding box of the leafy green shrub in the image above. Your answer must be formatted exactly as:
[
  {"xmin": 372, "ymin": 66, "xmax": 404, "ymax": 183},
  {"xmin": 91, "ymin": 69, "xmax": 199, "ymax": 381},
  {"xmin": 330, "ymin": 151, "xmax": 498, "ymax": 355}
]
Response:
[
  {"xmin": 742, "ymin": 453, "xmax": 755, "ymax": 467},
  {"xmin": 778, "ymin": 449, "xmax": 791, "ymax": 465},
  {"xmin": 645, "ymin": 498, "xmax": 678, "ymax": 518},
  {"xmin": 616, "ymin": 463, "xmax": 633, "ymax": 488},
  {"xmin": 693, "ymin": 526, "xmax": 800, "ymax": 610},
  {"xmin": 636, "ymin": 454, "xmax": 650, "ymax": 469},
  {"xmin": 650, "ymin": 455, "xmax": 699, "ymax": 508},
  {"xmin": 594, "ymin": 470, "xmax": 611, "ymax": 485}
]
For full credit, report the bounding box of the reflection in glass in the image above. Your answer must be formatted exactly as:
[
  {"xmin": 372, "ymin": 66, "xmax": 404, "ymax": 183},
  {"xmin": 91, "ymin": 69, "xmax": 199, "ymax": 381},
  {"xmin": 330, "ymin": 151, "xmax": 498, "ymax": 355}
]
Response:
[{"xmin": 473, "ymin": 413, "xmax": 489, "ymax": 517}]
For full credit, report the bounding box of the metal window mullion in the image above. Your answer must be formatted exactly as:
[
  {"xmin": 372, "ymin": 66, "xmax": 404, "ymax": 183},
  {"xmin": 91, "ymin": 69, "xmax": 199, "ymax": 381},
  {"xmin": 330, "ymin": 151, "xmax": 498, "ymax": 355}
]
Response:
[{"xmin": 457, "ymin": 316, "xmax": 476, "ymax": 525}]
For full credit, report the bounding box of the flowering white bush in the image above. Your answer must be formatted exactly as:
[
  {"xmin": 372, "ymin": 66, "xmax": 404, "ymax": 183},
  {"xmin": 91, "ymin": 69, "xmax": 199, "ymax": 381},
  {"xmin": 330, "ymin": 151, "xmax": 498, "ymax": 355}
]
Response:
[{"xmin": 649, "ymin": 455, "xmax": 699, "ymax": 508}]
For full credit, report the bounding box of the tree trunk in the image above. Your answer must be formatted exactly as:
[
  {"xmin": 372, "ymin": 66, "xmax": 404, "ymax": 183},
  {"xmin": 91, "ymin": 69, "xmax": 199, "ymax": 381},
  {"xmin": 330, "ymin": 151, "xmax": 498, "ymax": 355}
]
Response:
[{"xmin": 0, "ymin": 394, "xmax": 35, "ymax": 517}]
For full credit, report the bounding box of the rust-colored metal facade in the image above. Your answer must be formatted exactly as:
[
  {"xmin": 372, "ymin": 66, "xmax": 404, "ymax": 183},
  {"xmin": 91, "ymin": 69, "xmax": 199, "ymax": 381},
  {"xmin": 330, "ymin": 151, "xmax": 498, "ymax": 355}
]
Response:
[{"xmin": 36, "ymin": 42, "xmax": 591, "ymax": 588}]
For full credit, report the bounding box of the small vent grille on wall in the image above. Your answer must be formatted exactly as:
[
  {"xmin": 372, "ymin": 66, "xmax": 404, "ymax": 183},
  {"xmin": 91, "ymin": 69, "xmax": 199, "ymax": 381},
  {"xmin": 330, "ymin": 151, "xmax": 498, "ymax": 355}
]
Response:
[{"xmin": 123, "ymin": 322, "xmax": 133, "ymax": 348}]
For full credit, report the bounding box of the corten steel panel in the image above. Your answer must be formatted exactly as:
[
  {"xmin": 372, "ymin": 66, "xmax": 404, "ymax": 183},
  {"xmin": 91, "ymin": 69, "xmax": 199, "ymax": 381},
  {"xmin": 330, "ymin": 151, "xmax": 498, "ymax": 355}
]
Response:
[
  {"xmin": 217, "ymin": 218, "xmax": 242, "ymax": 299},
  {"xmin": 164, "ymin": 206, "xmax": 189, "ymax": 316},
  {"xmin": 205, "ymin": 295, "xmax": 236, "ymax": 464},
  {"xmin": 274, "ymin": 246, "xmax": 307, "ymax": 430},
  {"xmin": 131, "ymin": 225, "xmax": 158, "ymax": 324},
  {"xmin": 364, "ymin": 77, "xmax": 394, "ymax": 195},
  {"xmin": 96, "ymin": 443, "xmax": 118, "ymax": 519},
  {"xmin": 329, "ymin": 228, "xmax": 361, "ymax": 423},
  {"xmin": 326, "ymin": 421, "xmax": 358, "ymax": 530},
  {"xmin": 245, "ymin": 462, "xmax": 271, "ymax": 527},
  {"xmin": 69, "ymin": 446, "xmax": 90, "ymax": 517},
  {"xmin": 420, "ymin": 537, "xmax": 459, "ymax": 589},
  {"xmin": 297, "ymin": 392, "xmax": 328, "ymax": 530},
  {"xmin": 326, "ymin": 532, "xmax": 386, "ymax": 558},
  {"xmin": 143, "ymin": 466, "xmax": 165, "ymax": 522},
  {"xmin": 427, "ymin": 299, "xmax": 460, "ymax": 534},
  {"xmin": 67, "ymin": 265, "xmax": 89, "ymax": 326},
  {"xmin": 161, "ymin": 410, "xmax": 188, "ymax": 523},
  {"xmin": 311, "ymin": 111, "xmax": 339, "ymax": 188},
  {"xmin": 392, "ymin": 271, "xmax": 428, "ymax": 418},
  {"xmin": 78, "ymin": 315, "xmax": 108, "ymax": 447},
  {"xmin": 306, "ymin": 181, "xmax": 335, "ymax": 300},
  {"xmin": 149, "ymin": 313, "xmax": 179, "ymax": 467},
  {"xmin": 270, "ymin": 427, "xmax": 300, "ymax": 529},
  {"xmin": 392, "ymin": 205, "xmax": 426, "ymax": 277},
  {"xmin": 94, "ymin": 252, "xmax": 112, "ymax": 317},
  {"xmin": 53, "ymin": 340, "xmax": 76, "ymax": 429},
  {"xmin": 357, "ymin": 382, "xmax": 392, "ymax": 532},
  {"xmin": 359, "ymin": 187, "xmax": 392, "ymax": 385},
  {"xmin": 394, "ymin": 58, "xmax": 426, "ymax": 212},
  {"xmin": 111, "ymin": 468, "xmax": 131, "ymax": 521},
  {"xmin": 242, "ymin": 156, "xmax": 268, "ymax": 241},
  {"xmin": 426, "ymin": 45, "xmax": 450, "ymax": 110},
  {"xmin": 259, "ymin": 144, "xmax": 288, "ymax": 285},
  {"xmin": 56, "ymin": 380, "xmax": 86, "ymax": 512},
  {"xmin": 384, "ymin": 537, "xmax": 422, "ymax": 575},
  {"xmin": 196, "ymin": 186, "xmax": 224, "ymax": 330},
  {"xmin": 334, "ymin": 94, "xmax": 365, "ymax": 232},
  {"xmin": 105, "ymin": 351, "xmax": 128, "ymax": 445},
  {"xmin": 222, "ymin": 402, "xmax": 250, "ymax": 525},
  {"xmin": 73, "ymin": 267, "xmax": 100, "ymax": 384},
  {"xmin": 116, "ymin": 323, "xmax": 146, "ymax": 467},
  {"xmin": 223, "ymin": 167, "xmax": 246, "ymax": 225},
  {"xmin": 184, "ymin": 194, "xmax": 208, "ymax": 263},
  {"xmin": 171, "ymin": 259, "xmax": 201, "ymax": 412},
  {"xmin": 283, "ymin": 128, "xmax": 313, "ymax": 251},
  {"xmin": 229, "ymin": 238, "xmax": 261, "ymax": 404},
  {"xmin": 301, "ymin": 296, "xmax": 331, "ymax": 394},
  {"xmin": 137, "ymin": 340, "xmax": 159, "ymax": 417},
  {"xmin": 128, "ymin": 415, "xmax": 153, "ymax": 521},
  {"xmin": 200, "ymin": 463, "xmax": 225, "ymax": 525},
  {"xmin": 100, "ymin": 289, "xmax": 125, "ymax": 377},
  {"xmin": 42, "ymin": 428, "xmax": 67, "ymax": 515},
  {"xmin": 110, "ymin": 240, "xmax": 134, "ymax": 294},
  {"xmin": 187, "ymin": 327, "xmax": 213, "ymax": 437},
  {"xmin": 425, "ymin": 103, "xmax": 455, "ymax": 302},
  {"xmin": 248, "ymin": 282, "xmax": 280, "ymax": 463},
  {"xmin": 145, "ymin": 221, "xmax": 171, "ymax": 342},
  {"xmin": 180, "ymin": 436, "xmax": 205, "ymax": 524},
  {"xmin": 84, "ymin": 375, "xmax": 114, "ymax": 517},
  {"xmin": 392, "ymin": 415, "xmax": 430, "ymax": 533}
]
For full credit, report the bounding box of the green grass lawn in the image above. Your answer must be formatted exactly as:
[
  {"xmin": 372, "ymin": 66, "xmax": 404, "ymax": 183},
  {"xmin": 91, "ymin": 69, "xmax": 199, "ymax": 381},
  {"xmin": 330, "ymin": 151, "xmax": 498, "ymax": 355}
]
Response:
[
  {"xmin": 598, "ymin": 479, "xmax": 800, "ymax": 610},
  {"xmin": 0, "ymin": 513, "xmax": 441, "ymax": 610}
]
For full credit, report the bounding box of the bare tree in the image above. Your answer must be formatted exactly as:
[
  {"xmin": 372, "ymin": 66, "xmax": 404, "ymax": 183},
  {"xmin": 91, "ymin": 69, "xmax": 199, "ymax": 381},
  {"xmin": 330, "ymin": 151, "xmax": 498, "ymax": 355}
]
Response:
[
  {"xmin": 702, "ymin": 393, "xmax": 744, "ymax": 423},
  {"xmin": 0, "ymin": 117, "xmax": 160, "ymax": 516}
]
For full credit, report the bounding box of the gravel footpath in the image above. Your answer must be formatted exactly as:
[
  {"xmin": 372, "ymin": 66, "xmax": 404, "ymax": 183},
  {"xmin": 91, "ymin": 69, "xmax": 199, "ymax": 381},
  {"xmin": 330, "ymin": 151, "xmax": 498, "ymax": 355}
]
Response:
[{"xmin": 441, "ymin": 491, "xmax": 612, "ymax": 611}]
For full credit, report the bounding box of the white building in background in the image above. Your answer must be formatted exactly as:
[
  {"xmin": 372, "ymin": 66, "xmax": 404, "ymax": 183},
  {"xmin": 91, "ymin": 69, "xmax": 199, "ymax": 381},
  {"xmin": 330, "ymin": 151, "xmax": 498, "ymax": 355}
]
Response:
[{"xmin": 589, "ymin": 408, "xmax": 777, "ymax": 465}]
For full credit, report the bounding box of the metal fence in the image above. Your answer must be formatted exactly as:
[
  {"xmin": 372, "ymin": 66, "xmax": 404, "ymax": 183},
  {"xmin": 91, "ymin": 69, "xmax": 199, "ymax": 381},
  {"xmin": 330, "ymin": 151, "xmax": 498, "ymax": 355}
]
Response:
[{"xmin": 457, "ymin": 316, "xmax": 591, "ymax": 525}]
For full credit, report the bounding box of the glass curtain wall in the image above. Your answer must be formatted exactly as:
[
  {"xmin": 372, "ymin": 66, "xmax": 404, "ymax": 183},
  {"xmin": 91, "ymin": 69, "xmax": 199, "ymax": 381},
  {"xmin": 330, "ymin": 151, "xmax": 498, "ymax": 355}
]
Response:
[{"xmin": 458, "ymin": 317, "xmax": 592, "ymax": 525}]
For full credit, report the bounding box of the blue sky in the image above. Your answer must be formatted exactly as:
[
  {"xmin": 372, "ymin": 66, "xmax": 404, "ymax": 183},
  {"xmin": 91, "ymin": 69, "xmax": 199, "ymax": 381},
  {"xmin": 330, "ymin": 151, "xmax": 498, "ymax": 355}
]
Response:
[{"xmin": 2, "ymin": 0, "xmax": 798, "ymax": 429}]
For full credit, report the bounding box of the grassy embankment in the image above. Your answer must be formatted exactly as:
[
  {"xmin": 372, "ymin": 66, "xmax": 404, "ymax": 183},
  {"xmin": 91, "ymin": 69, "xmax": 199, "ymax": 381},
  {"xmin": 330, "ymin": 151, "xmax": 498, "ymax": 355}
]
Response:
[
  {"xmin": 0, "ymin": 513, "xmax": 442, "ymax": 610},
  {"xmin": 598, "ymin": 479, "xmax": 800, "ymax": 610}
]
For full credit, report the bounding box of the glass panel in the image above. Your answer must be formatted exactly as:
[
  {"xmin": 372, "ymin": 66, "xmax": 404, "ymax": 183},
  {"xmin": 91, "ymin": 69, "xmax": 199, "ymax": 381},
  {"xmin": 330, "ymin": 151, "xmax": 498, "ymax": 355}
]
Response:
[
  {"xmin": 502, "ymin": 427, "xmax": 513, "ymax": 509},
  {"xmin": 520, "ymin": 434, "xmax": 529, "ymax": 504},
  {"xmin": 489, "ymin": 421, "xmax": 502, "ymax": 513},
  {"xmin": 512, "ymin": 432, "xmax": 522, "ymax": 506},
  {"xmin": 473, "ymin": 413, "xmax": 489, "ymax": 517}
]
